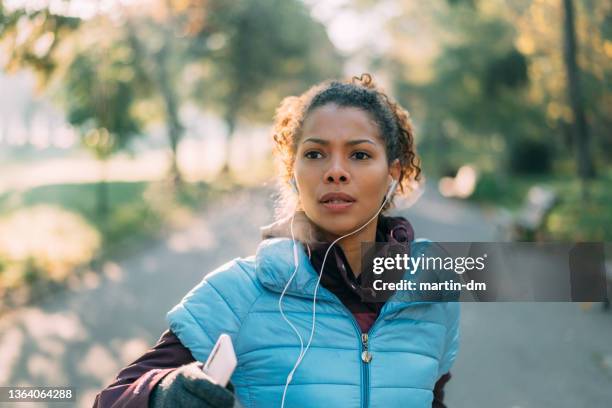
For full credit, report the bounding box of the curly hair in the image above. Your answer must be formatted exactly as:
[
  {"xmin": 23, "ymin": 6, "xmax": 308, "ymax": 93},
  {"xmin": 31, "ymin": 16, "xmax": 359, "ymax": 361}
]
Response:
[{"xmin": 270, "ymin": 73, "xmax": 422, "ymax": 221}]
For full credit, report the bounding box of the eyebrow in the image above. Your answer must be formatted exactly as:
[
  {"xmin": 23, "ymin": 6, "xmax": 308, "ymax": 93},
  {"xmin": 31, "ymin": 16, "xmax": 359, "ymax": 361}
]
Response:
[{"xmin": 301, "ymin": 137, "xmax": 376, "ymax": 146}]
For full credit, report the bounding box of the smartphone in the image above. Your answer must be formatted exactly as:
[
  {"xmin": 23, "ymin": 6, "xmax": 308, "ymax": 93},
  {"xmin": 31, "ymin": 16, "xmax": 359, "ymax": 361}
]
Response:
[{"xmin": 202, "ymin": 333, "xmax": 237, "ymax": 387}]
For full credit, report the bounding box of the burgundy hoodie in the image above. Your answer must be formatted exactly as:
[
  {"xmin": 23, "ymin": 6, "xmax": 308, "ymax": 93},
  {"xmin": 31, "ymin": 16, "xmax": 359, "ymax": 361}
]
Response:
[{"xmin": 93, "ymin": 214, "xmax": 451, "ymax": 407}]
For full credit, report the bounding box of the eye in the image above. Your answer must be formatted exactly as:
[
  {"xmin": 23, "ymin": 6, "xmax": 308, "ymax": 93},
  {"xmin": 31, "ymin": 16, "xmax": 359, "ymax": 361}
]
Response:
[
  {"xmin": 352, "ymin": 151, "xmax": 372, "ymax": 160},
  {"xmin": 304, "ymin": 150, "xmax": 324, "ymax": 159}
]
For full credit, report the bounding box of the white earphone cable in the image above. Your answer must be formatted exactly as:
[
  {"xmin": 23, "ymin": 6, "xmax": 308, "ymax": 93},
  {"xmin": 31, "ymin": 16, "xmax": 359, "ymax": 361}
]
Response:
[
  {"xmin": 279, "ymin": 212, "xmax": 306, "ymax": 407},
  {"xmin": 280, "ymin": 180, "xmax": 397, "ymax": 407}
]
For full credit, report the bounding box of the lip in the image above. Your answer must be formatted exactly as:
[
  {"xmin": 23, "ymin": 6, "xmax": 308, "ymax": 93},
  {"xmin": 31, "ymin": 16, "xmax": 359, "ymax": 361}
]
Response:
[
  {"xmin": 319, "ymin": 192, "xmax": 356, "ymax": 213},
  {"xmin": 319, "ymin": 192, "xmax": 356, "ymax": 203}
]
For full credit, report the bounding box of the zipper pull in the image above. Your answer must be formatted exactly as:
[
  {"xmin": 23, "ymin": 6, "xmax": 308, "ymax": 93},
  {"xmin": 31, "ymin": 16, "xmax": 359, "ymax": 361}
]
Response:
[{"xmin": 361, "ymin": 333, "xmax": 372, "ymax": 363}]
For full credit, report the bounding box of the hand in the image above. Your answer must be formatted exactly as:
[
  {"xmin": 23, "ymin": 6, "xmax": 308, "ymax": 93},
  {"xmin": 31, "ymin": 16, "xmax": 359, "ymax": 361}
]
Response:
[{"xmin": 149, "ymin": 362, "xmax": 241, "ymax": 408}]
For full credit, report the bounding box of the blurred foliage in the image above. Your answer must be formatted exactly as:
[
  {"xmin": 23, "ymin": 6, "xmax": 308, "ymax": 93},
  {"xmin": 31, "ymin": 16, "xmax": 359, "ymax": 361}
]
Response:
[
  {"xmin": 178, "ymin": 0, "xmax": 342, "ymax": 171},
  {"xmin": 0, "ymin": 3, "xmax": 80, "ymax": 83},
  {"xmin": 0, "ymin": 0, "xmax": 343, "ymax": 302},
  {"xmin": 0, "ymin": 0, "xmax": 608, "ymax": 261},
  {"xmin": 386, "ymin": 0, "xmax": 610, "ymax": 178},
  {"xmin": 381, "ymin": 0, "xmax": 610, "ymax": 241},
  {"xmin": 0, "ymin": 0, "xmax": 342, "ymax": 179},
  {"xmin": 187, "ymin": 0, "xmax": 342, "ymax": 122},
  {"xmin": 471, "ymin": 168, "xmax": 612, "ymax": 241},
  {"xmin": 545, "ymin": 173, "xmax": 612, "ymax": 241},
  {"xmin": 65, "ymin": 50, "xmax": 142, "ymax": 160},
  {"xmin": 0, "ymin": 204, "xmax": 101, "ymax": 295},
  {"xmin": 0, "ymin": 182, "xmax": 148, "ymax": 262},
  {"xmin": 508, "ymin": 137, "xmax": 553, "ymax": 174},
  {"xmin": 0, "ymin": 180, "xmax": 220, "ymax": 307}
]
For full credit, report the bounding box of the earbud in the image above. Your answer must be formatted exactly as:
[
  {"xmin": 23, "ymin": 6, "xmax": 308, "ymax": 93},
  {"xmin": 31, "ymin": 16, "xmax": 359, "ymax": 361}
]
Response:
[
  {"xmin": 290, "ymin": 178, "xmax": 298, "ymax": 194},
  {"xmin": 385, "ymin": 179, "xmax": 399, "ymax": 202}
]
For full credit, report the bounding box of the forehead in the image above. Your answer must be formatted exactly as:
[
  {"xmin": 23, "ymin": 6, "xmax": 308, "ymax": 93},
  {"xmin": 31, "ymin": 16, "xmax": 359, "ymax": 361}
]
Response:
[{"xmin": 301, "ymin": 104, "xmax": 382, "ymax": 143}]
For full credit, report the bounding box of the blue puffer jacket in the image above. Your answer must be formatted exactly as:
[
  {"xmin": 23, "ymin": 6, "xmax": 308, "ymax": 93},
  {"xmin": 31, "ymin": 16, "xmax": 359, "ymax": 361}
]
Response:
[{"xmin": 167, "ymin": 237, "xmax": 460, "ymax": 408}]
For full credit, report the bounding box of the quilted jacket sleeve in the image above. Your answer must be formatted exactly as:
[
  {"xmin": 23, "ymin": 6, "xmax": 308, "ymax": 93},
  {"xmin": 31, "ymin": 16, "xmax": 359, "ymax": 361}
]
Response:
[{"xmin": 166, "ymin": 257, "xmax": 261, "ymax": 363}]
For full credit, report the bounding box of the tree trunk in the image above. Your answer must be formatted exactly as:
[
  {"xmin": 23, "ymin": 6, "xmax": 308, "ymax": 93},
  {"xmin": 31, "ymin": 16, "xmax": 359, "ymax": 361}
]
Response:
[
  {"xmin": 562, "ymin": 0, "xmax": 596, "ymax": 199},
  {"xmin": 155, "ymin": 38, "xmax": 184, "ymax": 186},
  {"xmin": 126, "ymin": 20, "xmax": 183, "ymax": 185},
  {"xmin": 96, "ymin": 158, "xmax": 109, "ymax": 218},
  {"xmin": 221, "ymin": 115, "xmax": 236, "ymax": 175}
]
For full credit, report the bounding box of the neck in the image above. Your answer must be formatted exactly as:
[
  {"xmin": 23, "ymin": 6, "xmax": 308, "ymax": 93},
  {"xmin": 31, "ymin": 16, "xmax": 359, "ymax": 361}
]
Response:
[{"xmin": 325, "ymin": 217, "xmax": 379, "ymax": 278}]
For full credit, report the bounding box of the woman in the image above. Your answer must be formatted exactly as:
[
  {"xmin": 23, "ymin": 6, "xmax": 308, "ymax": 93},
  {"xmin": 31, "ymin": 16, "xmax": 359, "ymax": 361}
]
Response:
[{"xmin": 94, "ymin": 74, "xmax": 460, "ymax": 408}]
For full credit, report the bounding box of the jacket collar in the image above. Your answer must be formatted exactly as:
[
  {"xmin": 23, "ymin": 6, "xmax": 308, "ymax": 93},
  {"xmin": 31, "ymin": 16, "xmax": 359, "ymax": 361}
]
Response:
[
  {"xmin": 255, "ymin": 214, "xmax": 418, "ymax": 306},
  {"xmin": 254, "ymin": 236, "xmax": 434, "ymax": 317},
  {"xmin": 255, "ymin": 237, "xmax": 338, "ymax": 301}
]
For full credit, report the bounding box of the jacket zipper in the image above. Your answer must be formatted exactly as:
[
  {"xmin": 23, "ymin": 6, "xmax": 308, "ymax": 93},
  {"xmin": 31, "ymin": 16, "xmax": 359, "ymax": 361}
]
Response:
[
  {"xmin": 276, "ymin": 243, "xmax": 420, "ymax": 407},
  {"xmin": 333, "ymin": 300, "xmax": 385, "ymax": 408},
  {"xmin": 284, "ymin": 283, "xmax": 419, "ymax": 407},
  {"xmin": 361, "ymin": 332, "xmax": 371, "ymax": 408},
  {"xmin": 280, "ymin": 280, "xmax": 424, "ymax": 407}
]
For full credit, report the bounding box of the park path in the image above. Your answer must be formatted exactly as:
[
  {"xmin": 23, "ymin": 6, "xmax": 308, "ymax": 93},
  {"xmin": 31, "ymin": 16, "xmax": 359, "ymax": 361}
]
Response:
[{"xmin": 0, "ymin": 183, "xmax": 610, "ymax": 407}]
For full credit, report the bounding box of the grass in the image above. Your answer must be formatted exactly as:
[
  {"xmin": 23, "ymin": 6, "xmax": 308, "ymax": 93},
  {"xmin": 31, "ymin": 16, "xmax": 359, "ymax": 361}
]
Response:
[
  {"xmin": 0, "ymin": 179, "xmax": 216, "ymax": 236},
  {"xmin": 467, "ymin": 167, "xmax": 612, "ymax": 241},
  {"xmin": 0, "ymin": 182, "xmax": 154, "ymax": 257},
  {"xmin": 418, "ymin": 144, "xmax": 611, "ymax": 241},
  {"xmin": 0, "ymin": 179, "xmax": 225, "ymax": 311}
]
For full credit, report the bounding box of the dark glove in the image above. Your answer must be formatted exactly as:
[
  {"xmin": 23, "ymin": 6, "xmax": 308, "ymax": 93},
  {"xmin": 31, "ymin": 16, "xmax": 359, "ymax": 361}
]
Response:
[{"xmin": 149, "ymin": 362, "xmax": 242, "ymax": 408}]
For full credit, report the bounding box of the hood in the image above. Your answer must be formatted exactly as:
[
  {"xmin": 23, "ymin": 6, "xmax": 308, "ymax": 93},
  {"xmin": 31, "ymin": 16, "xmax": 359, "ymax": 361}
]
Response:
[
  {"xmin": 260, "ymin": 211, "xmax": 414, "ymax": 244},
  {"xmin": 255, "ymin": 237, "xmax": 337, "ymax": 301}
]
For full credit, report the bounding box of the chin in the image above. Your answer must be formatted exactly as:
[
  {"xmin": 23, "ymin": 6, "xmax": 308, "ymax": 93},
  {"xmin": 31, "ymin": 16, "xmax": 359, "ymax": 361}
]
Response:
[{"xmin": 314, "ymin": 214, "xmax": 367, "ymax": 238}]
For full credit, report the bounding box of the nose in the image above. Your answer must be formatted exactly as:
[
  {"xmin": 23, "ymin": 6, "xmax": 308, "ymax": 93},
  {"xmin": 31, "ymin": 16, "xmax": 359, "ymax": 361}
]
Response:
[{"xmin": 323, "ymin": 158, "xmax": 350, "ymax": 184}]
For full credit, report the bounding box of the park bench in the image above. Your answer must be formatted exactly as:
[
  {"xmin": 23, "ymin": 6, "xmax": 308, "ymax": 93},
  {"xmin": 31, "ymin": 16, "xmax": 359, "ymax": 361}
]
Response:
[
  {"xmin": 495, "ymin": 185, "xmax": 558, "ymax": 241},
  {"xmin": 497, "ymin": 187, "xmax": 612, "ymax": 310},
  {"xmin": 513, "ymin": 185, "xmax": 558, "ymax": 241}
]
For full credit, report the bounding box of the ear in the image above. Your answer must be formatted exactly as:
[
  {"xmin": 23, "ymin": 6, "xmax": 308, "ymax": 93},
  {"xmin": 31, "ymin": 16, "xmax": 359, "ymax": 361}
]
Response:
[{"xmin": 388, "ymin": 159, "xmax": 401, "ymax": 184}]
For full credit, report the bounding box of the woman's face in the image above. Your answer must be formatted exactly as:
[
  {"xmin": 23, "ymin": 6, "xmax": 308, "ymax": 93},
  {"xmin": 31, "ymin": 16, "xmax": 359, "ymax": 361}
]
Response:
[{"xmin": 294, "ymin": 104, "xmax": 400, "ymax": 237}]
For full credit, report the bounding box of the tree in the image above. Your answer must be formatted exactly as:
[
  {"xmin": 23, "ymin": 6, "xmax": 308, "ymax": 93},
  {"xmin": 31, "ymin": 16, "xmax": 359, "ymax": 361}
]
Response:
[
  {"xmin": 123, "ymin": 15, "xmax": 188, "ymax": 185},
  {"xmin": 0, "ymin": 5, "xmax": 80, "ymax": 83},
  {"xmin": 383, "ymin": 0, "xmax": 609, "ymax": 181},
  {"xmin": 387, "ymin": 3, "xmax": 538, "ymax": 176},
  {"xmin": 184, "ymin": 0, "xmax": 342, "ymax": 174},
  {"xmin": 562, "ymin": 0, "xmax": 596, "ymax": 199},
  {"xmin": 64, "ymin": 43, "xmax": 142, "ymax": 215},
  {"xmin": 1, "ymin": 5, "xmax": 142, "ymax": 215},
  {"xmin": 117, "ymin": 0, "xmax": 341, "ymax": 180},
  {"xmin": 1, "ymin": 0, "xmax": 343, "ymax": 186}
]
